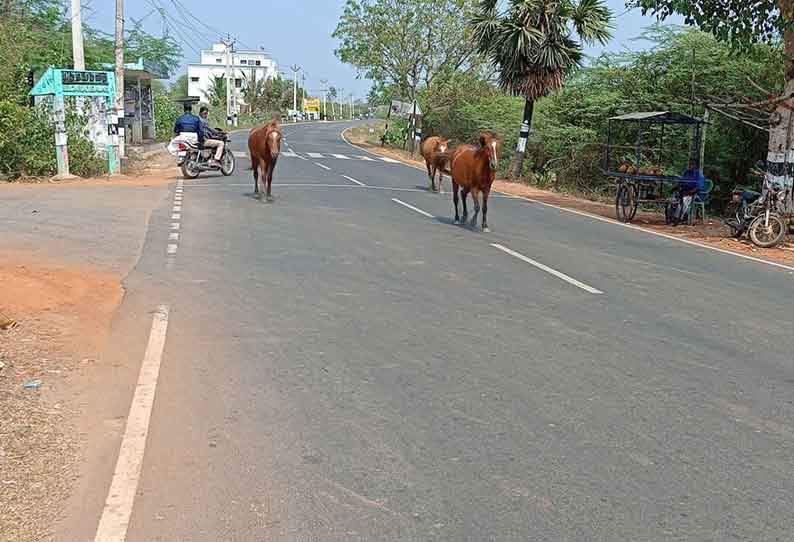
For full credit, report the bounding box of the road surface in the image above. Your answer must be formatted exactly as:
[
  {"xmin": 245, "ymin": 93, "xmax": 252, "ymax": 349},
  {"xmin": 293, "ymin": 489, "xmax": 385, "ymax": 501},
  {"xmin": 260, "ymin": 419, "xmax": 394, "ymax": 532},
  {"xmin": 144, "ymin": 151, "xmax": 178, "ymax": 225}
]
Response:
[{"xmin": 61, "ymin": 122, "xmax": 794, "ymax": 541}]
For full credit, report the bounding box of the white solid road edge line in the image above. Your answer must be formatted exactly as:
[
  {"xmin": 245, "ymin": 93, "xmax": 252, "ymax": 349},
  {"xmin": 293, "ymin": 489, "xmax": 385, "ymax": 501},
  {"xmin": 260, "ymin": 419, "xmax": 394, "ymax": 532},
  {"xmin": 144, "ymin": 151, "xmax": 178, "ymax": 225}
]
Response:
[
  {"xmin": 342, "ymin": 174, "xmax": 366, "ymax": 187},
  {"xmin": 94, "ymin": 305, "xmax": 170, "ymax": 542},
  {"xmin": 314, "ymin": 162, "xmax": 331, "ymax": 171},
  {"xmin": 507, "ymin": 194, "xmax": 794, "ymax": 274},
  {"xmin": 391, "ymin": 198, "xmax": 436, "ymax": 219},
  {"xmin": 491, "ymin": 243, "xmax": 604, "ymax": 295}
]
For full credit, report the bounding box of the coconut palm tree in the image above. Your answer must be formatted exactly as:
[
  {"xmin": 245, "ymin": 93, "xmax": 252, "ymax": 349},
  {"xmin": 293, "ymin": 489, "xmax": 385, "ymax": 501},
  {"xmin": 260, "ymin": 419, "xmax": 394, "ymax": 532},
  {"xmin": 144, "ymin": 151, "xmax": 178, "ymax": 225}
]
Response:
[
  {"xmin": 471, "ymin": 0, "xmax": 612, "ymax": 178},
  {"xmin": 202, "ymin": 76, "xmax": 227, "ymax": 108}
]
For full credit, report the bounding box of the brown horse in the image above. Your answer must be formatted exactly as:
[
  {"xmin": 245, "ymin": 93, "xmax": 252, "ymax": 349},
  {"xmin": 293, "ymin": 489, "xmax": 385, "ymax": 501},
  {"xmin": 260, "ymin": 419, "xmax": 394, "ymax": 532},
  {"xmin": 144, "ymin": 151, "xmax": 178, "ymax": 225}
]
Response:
[
  {"xmin": 420, "ymin": 136, "xmax": 451, "ymax": 193},
  {"xmin": 248, "ymin": 119, "xmax": 283, "ymax": 201},
  {"xmin": 450, "ymin": 133, "xmax": 502, "ymax": 232}
]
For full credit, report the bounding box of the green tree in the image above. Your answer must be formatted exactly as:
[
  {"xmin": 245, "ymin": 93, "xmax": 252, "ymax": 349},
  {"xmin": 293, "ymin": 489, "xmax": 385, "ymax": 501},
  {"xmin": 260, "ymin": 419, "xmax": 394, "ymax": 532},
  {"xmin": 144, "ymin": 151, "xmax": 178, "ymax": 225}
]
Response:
[
  {"xmin": 170, "ymin": 74, "xmax": 189, "ymax": 100},
  {"xmin": 471, "ymin": 0, "xmax": 612, "ymax": 177},
  {"xmin": 334, "ymin": 0, "xmax": 479, "ymax": 104},
  {"xmin": 628, "ymin": 0, "xmax": 794, "ymax": 188},
  {"xmin": 202, "ymin": 76, "xmax": 227, "ymax": 107}
]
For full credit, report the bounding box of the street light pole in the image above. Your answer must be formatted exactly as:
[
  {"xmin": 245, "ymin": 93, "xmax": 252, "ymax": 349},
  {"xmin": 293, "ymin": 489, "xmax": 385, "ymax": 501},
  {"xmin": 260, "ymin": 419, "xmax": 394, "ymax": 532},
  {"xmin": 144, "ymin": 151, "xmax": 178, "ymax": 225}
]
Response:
[
  {"xmin": 291, "ymin": 64, "xmax": 300, "ymax": 121},
  {"xmin": 320, "ymin": 78, "xmax": 328, "ymax": 121}
]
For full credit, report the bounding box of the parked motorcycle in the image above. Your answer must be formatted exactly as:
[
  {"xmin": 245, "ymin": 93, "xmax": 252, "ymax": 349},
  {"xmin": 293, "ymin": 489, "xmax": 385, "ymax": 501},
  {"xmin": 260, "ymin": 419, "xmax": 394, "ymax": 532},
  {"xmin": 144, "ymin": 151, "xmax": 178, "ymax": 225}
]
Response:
[
  {"xmin": 167, "ymin": 130, "xmax": 235, "ymax": 179},
  {"xmin": 724, "ymin": 178, "xmax": 787, "ymax": 248},
  {"xmin": 724, "ymin": 186, "xmax": 762, "ymax": 238}
]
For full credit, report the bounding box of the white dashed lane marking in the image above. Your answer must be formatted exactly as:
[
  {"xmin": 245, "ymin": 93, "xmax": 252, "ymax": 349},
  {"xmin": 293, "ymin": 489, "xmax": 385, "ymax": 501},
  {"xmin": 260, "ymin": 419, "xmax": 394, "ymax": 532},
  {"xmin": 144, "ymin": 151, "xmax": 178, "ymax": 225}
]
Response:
[{"xmin": 234, "ymin": 150, "xmax": 403, "ymax": 163}]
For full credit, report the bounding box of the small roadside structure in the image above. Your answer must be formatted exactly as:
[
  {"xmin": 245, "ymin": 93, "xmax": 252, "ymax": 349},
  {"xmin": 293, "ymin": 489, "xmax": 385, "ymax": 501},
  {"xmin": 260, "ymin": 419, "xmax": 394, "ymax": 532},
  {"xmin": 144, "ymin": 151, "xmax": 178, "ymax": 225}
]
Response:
[
  {"xmin": 102, "ymin": 58, "xmax": 168, "ymax": 147},
  {"xmin": 604, "ymin": 111, "xmax": 707, "ymax": 223}
]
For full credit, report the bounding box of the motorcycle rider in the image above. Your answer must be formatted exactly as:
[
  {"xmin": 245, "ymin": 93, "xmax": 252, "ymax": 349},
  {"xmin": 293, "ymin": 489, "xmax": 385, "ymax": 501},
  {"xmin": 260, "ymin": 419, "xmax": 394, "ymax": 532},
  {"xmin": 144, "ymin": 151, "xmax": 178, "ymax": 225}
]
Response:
[
  {"xmin": 199, "ymin": 106, "xmax": 225, "ymax": 167},
  {"xmin": 173, "ymin": 102, "xmax": 202, "ymax": 145}
]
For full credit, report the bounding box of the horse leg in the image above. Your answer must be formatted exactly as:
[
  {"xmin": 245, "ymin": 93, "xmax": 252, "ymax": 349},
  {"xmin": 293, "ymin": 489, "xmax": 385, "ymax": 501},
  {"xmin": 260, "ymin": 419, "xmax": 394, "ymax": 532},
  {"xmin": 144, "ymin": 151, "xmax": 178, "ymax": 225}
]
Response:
[
  {"xmin": 452, "ymin": 181, "xmax": 460, "ymax": 223},
  {"xmin": 469, "ymin": 188, "xmax": 481, "ymax": 229},
  {"xmin": 437, "ymin": 170, "xmax": 444, "ymax": 194},
  {"xmin": 461, "ymin": 187, "xmax": 470, "ymax": 224},
  {"xmin": 252, "ymin": 156, "xmax": 260, "ymax": 196},
  {"xmin": 426, "ymin": 161, "xmax": 435, "ymax": 191},
  {"xmin": 265, "ymin": 162, "xmax": 274, "ymax": 202},
  {"xmin": 481, "ymin": 187, "xmax": 491, "ymax": 232}
]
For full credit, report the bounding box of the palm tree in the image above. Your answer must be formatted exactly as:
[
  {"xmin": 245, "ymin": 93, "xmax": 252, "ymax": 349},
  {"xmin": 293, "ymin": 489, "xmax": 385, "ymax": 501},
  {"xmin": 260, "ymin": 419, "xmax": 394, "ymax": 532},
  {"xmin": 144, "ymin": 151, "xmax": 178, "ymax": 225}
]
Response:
[
  {"xmin": 202, "ymin": 76, "xmax": 227, "ymax": 108},
  {"xmin": 471, "ymin": 0, "xmax": 612, "ymax": 178}
]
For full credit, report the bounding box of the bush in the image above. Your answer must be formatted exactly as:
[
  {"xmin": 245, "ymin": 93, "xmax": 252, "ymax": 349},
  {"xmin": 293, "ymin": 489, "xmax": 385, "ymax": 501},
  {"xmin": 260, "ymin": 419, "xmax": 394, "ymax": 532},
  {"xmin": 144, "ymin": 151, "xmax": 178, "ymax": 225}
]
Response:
[
  {"xmin": 154, "ymin": 92, "xmax": 182, "ymax": 142},
  {"xmin": 0, "ymin": 100, "xmax": 105, "ymax": 179}
]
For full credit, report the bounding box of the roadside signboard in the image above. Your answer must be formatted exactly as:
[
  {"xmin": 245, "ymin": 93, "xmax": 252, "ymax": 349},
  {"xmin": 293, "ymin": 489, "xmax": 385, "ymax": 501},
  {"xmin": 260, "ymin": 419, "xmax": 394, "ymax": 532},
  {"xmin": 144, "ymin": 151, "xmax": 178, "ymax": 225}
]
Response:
[
  {"xmin": 303, "ymin": 98, "xmax": 321, "ymax": 114},
  {"xmin": 389, "ymin": 99, "xmax": 422, "ymax": 118}
]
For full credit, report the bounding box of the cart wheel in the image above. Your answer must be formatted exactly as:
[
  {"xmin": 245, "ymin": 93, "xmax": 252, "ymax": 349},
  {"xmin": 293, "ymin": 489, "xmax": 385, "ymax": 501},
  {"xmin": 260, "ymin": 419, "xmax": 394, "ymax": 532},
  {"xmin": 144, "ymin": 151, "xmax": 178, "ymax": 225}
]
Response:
[{"xmin": 616, "ymin": 184, "xmax": 638, "ymax": 223}]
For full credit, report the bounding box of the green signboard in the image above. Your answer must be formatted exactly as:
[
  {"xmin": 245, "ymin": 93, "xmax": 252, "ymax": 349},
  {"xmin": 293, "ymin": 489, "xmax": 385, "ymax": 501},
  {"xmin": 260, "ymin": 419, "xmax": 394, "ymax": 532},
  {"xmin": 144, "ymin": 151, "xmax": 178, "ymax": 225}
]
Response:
[
  {"xmin": 30, "ymin": 67, "xmax": 116, "ymax": 99},
  {"xmin": 29, "ymin": 67, "xmax": 119, "ymax": 176}
]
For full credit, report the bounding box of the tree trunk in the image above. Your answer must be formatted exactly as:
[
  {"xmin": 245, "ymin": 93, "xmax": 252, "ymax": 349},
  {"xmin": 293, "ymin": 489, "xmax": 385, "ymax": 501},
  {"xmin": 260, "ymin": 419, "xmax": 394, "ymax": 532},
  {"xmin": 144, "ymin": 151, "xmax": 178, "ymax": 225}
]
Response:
[
  {"xmin": 767, "ymin": 21, "xmax": 794, "ymax": 211},
  {"xmin": 509, "ymin": 98, "xmax": 535, "ymax": 179}
]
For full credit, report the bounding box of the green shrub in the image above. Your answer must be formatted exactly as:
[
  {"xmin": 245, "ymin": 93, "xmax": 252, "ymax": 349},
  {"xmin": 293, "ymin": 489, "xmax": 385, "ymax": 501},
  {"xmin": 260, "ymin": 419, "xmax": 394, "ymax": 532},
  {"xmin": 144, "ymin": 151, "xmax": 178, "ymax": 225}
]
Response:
[{"xmin": 0, "ymin": 100, "xmax": 105, "ymax": 179}]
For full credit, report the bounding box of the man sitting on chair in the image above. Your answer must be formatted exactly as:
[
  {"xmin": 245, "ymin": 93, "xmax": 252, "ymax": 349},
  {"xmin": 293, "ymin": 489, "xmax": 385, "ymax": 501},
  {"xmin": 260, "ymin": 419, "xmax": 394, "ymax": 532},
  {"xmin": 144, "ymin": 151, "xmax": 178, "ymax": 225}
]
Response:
[
  {"xmin": 199, "ymin": 106, "xmax": 225, "ymax": 167},
  {"xmin": 677, "ymin": 158, "xmax": 706, "ymax": 221}
]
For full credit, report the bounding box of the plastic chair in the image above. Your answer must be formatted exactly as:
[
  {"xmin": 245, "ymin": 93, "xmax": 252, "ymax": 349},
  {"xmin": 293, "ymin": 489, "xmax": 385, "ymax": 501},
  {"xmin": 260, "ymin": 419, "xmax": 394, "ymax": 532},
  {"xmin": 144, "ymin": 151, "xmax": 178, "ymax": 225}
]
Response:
[{"xmin": 689, "ymin": 178, "xmax": 714, "ymax": 225}]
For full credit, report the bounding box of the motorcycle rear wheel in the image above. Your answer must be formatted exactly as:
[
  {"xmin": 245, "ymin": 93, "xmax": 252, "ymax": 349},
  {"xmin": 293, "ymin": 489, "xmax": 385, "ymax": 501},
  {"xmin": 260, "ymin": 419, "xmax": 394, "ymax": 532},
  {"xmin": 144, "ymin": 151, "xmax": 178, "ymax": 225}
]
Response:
[
  {"xmin": 181, "ymin": 156, "xmax": 201, "ymax": 179},
  {"xmin": 748, "ymin": 213, "xmax": 786, "ymax": 248}
]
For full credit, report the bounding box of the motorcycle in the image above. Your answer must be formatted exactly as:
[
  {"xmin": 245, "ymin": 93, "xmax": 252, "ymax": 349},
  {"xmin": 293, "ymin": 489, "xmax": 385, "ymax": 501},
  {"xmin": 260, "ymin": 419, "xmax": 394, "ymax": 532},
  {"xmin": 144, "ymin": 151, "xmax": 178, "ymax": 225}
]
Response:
[
  {"xmin": 724, "ymin": 186, "xmax": 762, "ymax": 238},
  {"xmin": 167, "ymin": 130, "xmax": 235, "ymax": 179},
  {"xmin": 724, "ymin": 173, "xmax": 788, "ymax": 248}
]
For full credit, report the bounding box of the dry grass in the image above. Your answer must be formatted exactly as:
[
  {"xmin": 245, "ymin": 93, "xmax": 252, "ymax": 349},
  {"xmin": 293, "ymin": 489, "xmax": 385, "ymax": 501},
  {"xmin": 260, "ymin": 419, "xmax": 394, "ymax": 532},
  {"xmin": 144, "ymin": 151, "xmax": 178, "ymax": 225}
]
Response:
[{"xmin": 0, "ymin": 321, "xmax": 79, "ymax": 542}]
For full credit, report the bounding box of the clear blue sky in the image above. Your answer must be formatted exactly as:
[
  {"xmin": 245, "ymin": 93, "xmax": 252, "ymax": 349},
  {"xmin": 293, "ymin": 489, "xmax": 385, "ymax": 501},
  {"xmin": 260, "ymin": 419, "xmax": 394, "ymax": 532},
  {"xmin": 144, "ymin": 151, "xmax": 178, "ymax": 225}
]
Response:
[{"xmin": 85, "ymin": 0, "xmax": 680, "ymax": 99}]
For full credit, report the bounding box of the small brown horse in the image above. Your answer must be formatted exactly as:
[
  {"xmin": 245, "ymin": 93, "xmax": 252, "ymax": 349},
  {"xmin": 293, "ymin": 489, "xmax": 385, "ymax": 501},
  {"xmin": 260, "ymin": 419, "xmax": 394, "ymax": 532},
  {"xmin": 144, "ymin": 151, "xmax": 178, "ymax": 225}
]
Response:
[
  {"xmin": 248, "ymin": 119, "xmax": 283, "ymax": 201},
  {"xmin": 420, "ymin": 136, "xmax": 451, "ymax": 193},
  {"xmin": 450, "ymin": 133, "xmax": 502, "ymax": 232}
]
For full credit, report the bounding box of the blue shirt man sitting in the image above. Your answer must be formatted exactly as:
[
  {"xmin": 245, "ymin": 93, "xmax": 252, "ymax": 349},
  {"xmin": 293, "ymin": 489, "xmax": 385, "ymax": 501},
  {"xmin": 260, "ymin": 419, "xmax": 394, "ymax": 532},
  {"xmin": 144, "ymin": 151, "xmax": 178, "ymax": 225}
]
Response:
[
  {"xmin": 679, "ymin": 159, "xmax": 705, "ymax": 196},
  {"xmin": 173, "ymin": 103, "xmax": 203, "ymax": 143}
]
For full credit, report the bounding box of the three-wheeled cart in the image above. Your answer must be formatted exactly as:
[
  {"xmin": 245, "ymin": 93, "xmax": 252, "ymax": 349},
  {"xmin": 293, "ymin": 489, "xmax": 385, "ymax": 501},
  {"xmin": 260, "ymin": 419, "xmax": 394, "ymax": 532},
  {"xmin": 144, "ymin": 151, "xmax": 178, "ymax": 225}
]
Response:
[{"xmin": 604, "ymin": 111, "xmax": 706, "ymax": 222}]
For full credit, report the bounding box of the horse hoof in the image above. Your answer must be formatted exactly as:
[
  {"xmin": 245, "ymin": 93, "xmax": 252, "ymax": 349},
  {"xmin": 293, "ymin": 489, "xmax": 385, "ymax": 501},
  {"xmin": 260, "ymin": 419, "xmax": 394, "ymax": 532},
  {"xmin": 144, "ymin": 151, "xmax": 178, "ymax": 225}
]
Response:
[
  {"xmin": 266, "ymin": 196, "xmax": 274, "ymax": 203},
  {"xmin": 482, "ymin": 226, "xmax": 490, "ymax": 233}
]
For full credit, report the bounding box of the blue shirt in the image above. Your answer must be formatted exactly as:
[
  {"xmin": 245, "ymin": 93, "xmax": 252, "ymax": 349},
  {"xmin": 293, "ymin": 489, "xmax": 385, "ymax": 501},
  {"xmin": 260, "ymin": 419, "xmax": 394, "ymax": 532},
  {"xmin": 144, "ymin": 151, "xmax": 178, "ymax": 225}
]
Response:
[
  {"xmin": 680, "ymin": 168, "xmax": 705, "ymax": 193},
  {"xmin": 174, "ymin": 113, "xmax": 202, "ymax": 142}
]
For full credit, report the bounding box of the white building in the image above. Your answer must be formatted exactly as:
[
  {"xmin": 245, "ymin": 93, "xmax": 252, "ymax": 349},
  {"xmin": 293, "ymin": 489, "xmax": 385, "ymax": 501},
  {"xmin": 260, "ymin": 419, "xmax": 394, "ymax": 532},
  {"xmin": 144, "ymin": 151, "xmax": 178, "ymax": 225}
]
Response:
[{"xmin": 187, "ymin": 43, "xmax": 278, "ymax": 113}]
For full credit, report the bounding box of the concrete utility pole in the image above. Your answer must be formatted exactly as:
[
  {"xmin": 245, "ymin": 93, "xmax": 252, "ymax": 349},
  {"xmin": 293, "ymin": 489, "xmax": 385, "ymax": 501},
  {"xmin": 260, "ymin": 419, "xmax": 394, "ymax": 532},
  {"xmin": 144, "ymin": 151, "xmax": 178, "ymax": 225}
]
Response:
[
  {"xmin": 291, "ymin": 64, "xmax": 300, "ymax": 121},
  {"xmin": 320, "ymin": 79, "xmax": 328, "ymax": 121},
  {"xmin": 113, "ymin": 0, "xmax": 124, "ymax": 168},
  {"xmin": 70, "ymin": 0, "xmax": 85, "ymax": 70},
  {"xmin": 222, "ymin": 35, "xmax": 235, "ymax": 126},
  {"xmin": 350, "ymin": 93, "xmax": 354, "ymax": 119}
]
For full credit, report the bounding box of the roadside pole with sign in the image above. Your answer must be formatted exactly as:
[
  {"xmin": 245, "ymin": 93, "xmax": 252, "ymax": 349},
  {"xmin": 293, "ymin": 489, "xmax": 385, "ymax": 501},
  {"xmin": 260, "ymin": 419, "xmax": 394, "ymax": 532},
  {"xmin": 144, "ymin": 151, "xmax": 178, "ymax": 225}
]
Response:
[{"xmin": 30, "ymin": 67, "xmax": 119, "ymax": 178}]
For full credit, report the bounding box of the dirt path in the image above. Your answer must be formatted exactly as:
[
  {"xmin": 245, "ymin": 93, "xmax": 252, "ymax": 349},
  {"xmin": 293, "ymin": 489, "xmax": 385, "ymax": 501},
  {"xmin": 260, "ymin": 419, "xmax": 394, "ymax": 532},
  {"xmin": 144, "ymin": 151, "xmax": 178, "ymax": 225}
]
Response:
[
  {"xmin": 344, "ymin": 131, "xmax": 794, "ymax": 267},
  {"xmin": 0, "ymin": 250, "xmax": 124, "ymax": 542}
]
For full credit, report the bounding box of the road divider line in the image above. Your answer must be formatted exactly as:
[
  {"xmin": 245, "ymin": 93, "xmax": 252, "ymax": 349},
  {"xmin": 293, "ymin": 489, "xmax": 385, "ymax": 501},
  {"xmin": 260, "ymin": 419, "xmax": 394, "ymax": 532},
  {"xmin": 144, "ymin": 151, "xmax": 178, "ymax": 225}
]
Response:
[
  {"xmin": 391, "ymin": 198, "xmax": 435, "ymax": 219},
  {"xmin": 170, "ymin": 222, "xmax": 180, "ymax": 230},
  {"xmin": 314, "ymin": 162, "xmax": 331, "ymax": 171},
  {"xmin": 167, "ymin": 243, "xmax": 178, "ymax": 255},
  {"xmin": 93, "ymin": 305, "xmax": 170, "ymax": 542},
  {"xmin": 169, "ymin": 232, "xmax": 179, "ymax": 241},
  {"xmin": 171, "ymin": 213, "xmax": 181, "ymax": 220},
  {"xmin": 491, "ymin": 243, "xmax": 604, "ymax": 295},
  {"xmin": 342, "ymin": 175, "xmax": 366, "ymax": 187}
]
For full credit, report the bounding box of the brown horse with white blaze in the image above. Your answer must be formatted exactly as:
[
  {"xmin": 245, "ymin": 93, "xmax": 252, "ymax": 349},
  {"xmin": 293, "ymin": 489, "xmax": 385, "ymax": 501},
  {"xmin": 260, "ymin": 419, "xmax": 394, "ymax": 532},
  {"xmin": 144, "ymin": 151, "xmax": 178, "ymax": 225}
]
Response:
[
  {"xmin": 248, "ymin": 119, "xmax": 282, "ymax": 201},
  {"xmin": 450, "ymin": 132, "xmax": 502, "ymax": 232},
  {"xmin": 420, "ymin": 136, "xmax": 451, "ymax": 193}
]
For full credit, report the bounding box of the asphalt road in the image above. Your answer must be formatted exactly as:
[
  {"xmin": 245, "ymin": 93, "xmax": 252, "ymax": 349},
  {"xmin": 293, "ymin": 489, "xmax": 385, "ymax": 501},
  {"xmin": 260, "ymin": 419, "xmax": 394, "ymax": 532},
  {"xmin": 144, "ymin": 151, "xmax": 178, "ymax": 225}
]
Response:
[{"xmin": 65, "ymin": 122, "xmax": 794, "ymax": 541}]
